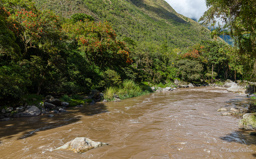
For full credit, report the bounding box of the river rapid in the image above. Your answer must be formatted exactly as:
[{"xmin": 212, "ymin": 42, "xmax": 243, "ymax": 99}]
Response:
[{"xmin": 1, "ymin": 87, "xmax": 256, "ymax": 159}]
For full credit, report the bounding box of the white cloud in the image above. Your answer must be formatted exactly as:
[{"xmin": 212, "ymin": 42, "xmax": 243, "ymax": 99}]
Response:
[{"xmin": 165, "ymin": 0, "xmax": 207, "ymax": 20}]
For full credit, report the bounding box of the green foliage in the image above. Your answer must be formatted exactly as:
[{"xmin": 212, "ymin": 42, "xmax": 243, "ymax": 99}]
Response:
[
  {"xmin": 62, "ymin": 20, "xmax": 132, "ymax": 69},
  {"xmin": 60, "ymin": 94, "xmax": 71, "ymax": 102},
  {"xmin": 71, "ymin": 13, "xmax": 94, "ymax": 23},
  {"xmin": 69, "ymin": 99, "xmax": 85, "ymax": 107},
  {"xmin": 200, "ymin": 0, "xmax": 256, "ymax": 80},
  {"xmin": 103, "ymin": 69, "xmax": 122, "ymax": 87},
  {"xmin": 33, "ymin": 0, "xmax": 211, "ymax": 53},
  {"xmin": 0, "ymin": 65, "xmax": 30, "ymax": 106},
  {"xmin": 177, "ymin": 59, "xmax": 203, "ymax": 82},
  {"xmin": 60, "ymin": 94, "xmax": 85, "ymax": 107},
  {"xmin": 1, "ymin": 0, "xmax": 253, "ymax": 107},
  {"xmin": 104, "ymin": 80, "xmax": 151, "ymax": 100},
  {"xmin": 21, "ymin": 94, "xmax": 43, "ymax": 106},
  {"xmin": 214, "ymin": 81, "xmax": 224, "ymax": 86}
]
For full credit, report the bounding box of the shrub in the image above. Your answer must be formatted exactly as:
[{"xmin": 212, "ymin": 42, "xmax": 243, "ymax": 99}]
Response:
[{"xmin": 71, "ymin": 13, "xmax": 94, "ymax": 23}]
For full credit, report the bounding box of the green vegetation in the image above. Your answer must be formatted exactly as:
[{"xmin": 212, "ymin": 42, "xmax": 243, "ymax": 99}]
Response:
[
  {"xmin": 104, "ymin": 80, "xmax": 152, "ymax": 101},
  {"xmin": 33, "ymin": 0, "xmax": 211, "ymax": 52},
  {"xmin": 0, "ymin": 0, "xmax": 255, "ymax": 109},
  {"xmin": 200, "ymin": 0, "xmax": 256, "ymax": 80},
  {"xmin": 60, "ymin": 94, "xmax": 86, "ymax": 107}
]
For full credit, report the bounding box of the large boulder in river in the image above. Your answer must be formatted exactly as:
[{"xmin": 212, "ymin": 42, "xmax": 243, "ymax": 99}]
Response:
[
  {"xmin": 45, "ymin": 95, "xmax": 62, "ymax": 106},
  {"xmin": 55, "ymin": 137, "xmax": 108, "ymax": 153},
  {"xmin": 227, "ymin": 83, "xmax": 246, "ymax": 94},
  {"xmin": 246, "ymin": 83, "xmax": 256, "ymax": 94},
  {"xmin": 239, "ymin": 113, "xmax": 256, "ymax": 130},
  {"xmin": 89, "ymin": 90, "xmax": 103, "ymax": 102},
  {"xmin": 188, "ymin": 83, "xmax": 194, "ymax": 88},
  {"xmin": 163, "ymin": 87, "xmax": 173, "ymax": 92},
  {"xmin": 224, "ymin": 79, "xmax": 236, "ymax": 88},
  {"xmin": 44, "ymin": 102, "xmax": 56, "ymax": 110},
  {"xmin": 20, "ymin": 106, "xmax": 41, "ymax": 117}
]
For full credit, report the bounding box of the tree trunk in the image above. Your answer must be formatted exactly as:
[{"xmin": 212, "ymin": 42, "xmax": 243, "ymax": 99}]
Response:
[
  {"xmin": 225, "ymin": 64, "xmax": 228, "ymax": 79},
  {"xmin": 234, "ymin": 70, "xmax": 237, "ymax": 82},
  {"xmin": 37, "ymin": 80, "xmax": 44, "ymax": 95},
  {"xmin": 211, "ymin": 64, "xmax": 214, "ymax": 83}
]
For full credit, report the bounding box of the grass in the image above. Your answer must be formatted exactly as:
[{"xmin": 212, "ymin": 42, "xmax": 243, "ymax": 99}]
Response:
[
  {"xmin": 104, "ymin": 80, "xmax": 153, "ymax": 101},
  {"xmin": 155, "ymin": 81, "xmax": 176, "ymax": 88},
  {"xmin": 214, "ymin": 81, "xmax": 225, "ymax": 86},
  {"xmin": 60, "ymin": 94, "xmax": 86, "ymax": 107}
]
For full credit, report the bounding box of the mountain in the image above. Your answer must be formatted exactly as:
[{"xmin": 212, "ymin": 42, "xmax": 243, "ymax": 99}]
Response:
[{"xmin": 34, "ymin": 0, "xmax": 211, "ymax": 53}]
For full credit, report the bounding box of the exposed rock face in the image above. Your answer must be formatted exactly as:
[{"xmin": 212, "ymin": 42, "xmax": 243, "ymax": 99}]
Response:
[
  {"xmin": 239, "ymin": 113, "xmax": 256, "ymax": 130},
  {"xmin": 20, "ymin": 106, "xmax": 41, "ymax": 117},
  {"xmin": 55, "ymin": 137, "xmax": 108, "ymax": 153}
]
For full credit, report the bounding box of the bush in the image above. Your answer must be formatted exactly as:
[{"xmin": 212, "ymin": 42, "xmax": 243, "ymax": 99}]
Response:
[
  {"xmin": 103, "ymin": 69, "xmax": 122, "ymax": 87},
  {"xmin": 60, "ymin": 94, "xmax": 85, "ymax": 106},
  {"xmin": 60, "ymin": 94, "xmax": 71, "ymax": 102},
  {"xmin": 104, "ymin": 87, "xmax": 118, "ymax": 100},
  {"xmin": 104, "ymin": 80, "xmax": 151, "ymax": 100},
  {"xmin": 71, "ymin": 13, "xmax": 94, "ymax": 23},
  {"xmin": 21, "ymin": 94, "xmax": 43, "ymax": 106}
]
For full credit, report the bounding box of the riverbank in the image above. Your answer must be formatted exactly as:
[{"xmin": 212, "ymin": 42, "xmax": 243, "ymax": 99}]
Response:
[
  {"xmin": 1, "ymin": 79, "xmax": 255, "ymax": 121},
  {"xmin": 1, "ymin": 87, "xmax": 256, "ymax": 158}
]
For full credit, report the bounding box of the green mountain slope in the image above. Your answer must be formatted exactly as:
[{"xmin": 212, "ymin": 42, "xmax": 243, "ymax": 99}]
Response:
[{"xmin": 34, "ymin": 0, "xmax": 211, "ymax": 53}]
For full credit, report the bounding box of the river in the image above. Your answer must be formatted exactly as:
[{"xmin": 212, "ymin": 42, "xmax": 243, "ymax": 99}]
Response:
[{"xmin": 1, "ymin": 87, "xmax": 256, "ymax": 159}]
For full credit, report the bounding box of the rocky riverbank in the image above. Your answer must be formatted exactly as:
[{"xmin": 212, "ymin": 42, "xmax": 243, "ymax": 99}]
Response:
[
  {"xmin": 1, "ymin": 79, "xmax": 255, "ymax": 122},
  {"xmin": 213, "ymin": 80, "xmax": 256, "ymax": 131}
]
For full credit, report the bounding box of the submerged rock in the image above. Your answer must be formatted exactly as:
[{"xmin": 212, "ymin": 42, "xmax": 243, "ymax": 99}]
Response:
[
  {"xmin": 55, "ymin": 137, "xmax": 108, "ymax": 153},
  {"xmin": 239, "ymin": 113, "xmax": 256, "ymax": 130}
]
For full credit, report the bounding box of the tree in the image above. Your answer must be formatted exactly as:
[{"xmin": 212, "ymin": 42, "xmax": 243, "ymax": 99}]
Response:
[
  {"xmin": 0, "ymin": 2, "xmax": 21, "ymax": 61},
  {"xmin": 201, "ymin": 40, "xmax": 228, "ymax": 82},
  {"xmin": 199, "ymin": 0, "xmax": 256, "ymax": 79},
  {"xmin": 62, "ymin": 20, "xmax": 132, "ymax": 69}
]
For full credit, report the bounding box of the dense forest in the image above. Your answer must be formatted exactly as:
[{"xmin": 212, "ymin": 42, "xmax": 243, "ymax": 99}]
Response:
[{"xmin": 0, "ymin": 0, "xmax": 255, "ymax": 108}]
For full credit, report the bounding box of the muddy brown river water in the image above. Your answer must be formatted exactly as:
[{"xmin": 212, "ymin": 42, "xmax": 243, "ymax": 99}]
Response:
[{"xmin": 1, "ymin": 87, "xmax": 256, "ymax": 159}]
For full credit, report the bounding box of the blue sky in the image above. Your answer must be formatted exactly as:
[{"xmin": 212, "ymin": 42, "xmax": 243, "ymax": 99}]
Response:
[{"xmin": 165, "ymin": 0, "xmax": 208, "ymax": 20}]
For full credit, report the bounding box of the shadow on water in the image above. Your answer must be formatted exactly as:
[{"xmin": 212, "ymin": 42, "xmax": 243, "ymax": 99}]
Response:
[
  {"xmin": 0, "ymin": 103, "xmax": 108, "ymax": 140},
  {"xmin": 220, "ymin": 130, "xmax": 256, "ymax": 145}
]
